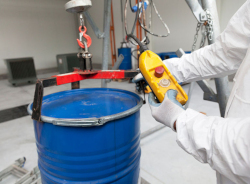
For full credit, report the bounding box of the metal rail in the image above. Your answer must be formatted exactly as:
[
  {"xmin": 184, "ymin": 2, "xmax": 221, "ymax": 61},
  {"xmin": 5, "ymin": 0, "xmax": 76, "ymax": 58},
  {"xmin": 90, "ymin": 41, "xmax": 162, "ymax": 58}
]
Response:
[
  {"xmin": 81, "ymin": 0, "xmax": 112, "ymax": 88},
  {"xmin": 84, "ymin": 11, "xmax": 105, "ymax": 39},
  {"xmin": 15, "ymin": 166, "xmax": 41, "ymax": 184},
  {"xmin": 0, "ymin": 158, "xmax": 41, "ymax": 183},
  {"xmin": 101, "ymin": 0, "xmax": 112, "ymax": 88},
  {"xmin": 0, "ymin": 158, "xmax": 27, "ymax": 182}
]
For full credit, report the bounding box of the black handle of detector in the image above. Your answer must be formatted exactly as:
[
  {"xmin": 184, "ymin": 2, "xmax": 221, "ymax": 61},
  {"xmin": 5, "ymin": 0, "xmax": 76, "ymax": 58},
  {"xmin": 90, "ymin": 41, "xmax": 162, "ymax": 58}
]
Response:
[{"xmin": 127, "ymin": 34, "xmax": 149, "ymax": 53}]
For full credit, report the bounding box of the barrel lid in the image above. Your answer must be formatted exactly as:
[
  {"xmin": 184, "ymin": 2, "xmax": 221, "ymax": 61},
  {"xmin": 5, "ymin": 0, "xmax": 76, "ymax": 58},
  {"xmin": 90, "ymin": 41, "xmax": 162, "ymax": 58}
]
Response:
[{"xmin": 28, "ymin": 88, "xmax": 143, "ymax": 127}]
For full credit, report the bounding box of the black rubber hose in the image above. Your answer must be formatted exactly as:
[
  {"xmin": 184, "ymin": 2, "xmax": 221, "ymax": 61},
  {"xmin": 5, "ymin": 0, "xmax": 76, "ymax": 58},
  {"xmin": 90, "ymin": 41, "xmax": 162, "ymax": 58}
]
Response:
[
  {"xmin": 127, "ymin": 34, "xmax": 148, "ymax": 53},
  {"xmin": 131, "ymin": 0, "xmax": 140, "ymax": 35}
]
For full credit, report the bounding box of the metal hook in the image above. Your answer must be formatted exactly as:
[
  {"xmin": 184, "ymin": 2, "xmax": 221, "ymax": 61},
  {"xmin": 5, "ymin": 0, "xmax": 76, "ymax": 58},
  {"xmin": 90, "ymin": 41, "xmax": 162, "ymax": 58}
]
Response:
[{"xmin": 77, "ymin": 26, "xmax": 92, "ymax": 49}]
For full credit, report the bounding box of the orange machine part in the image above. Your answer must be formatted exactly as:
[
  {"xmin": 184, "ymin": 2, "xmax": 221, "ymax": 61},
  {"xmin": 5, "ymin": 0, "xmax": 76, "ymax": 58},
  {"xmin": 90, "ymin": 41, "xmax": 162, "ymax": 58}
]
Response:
[{"xmin": 110, "ymin": 1, "xmax": 117, "ymax": 67}]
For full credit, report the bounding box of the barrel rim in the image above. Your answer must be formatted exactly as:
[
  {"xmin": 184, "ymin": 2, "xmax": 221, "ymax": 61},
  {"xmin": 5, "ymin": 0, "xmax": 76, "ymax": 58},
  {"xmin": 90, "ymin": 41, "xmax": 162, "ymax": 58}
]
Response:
[{"xmin": 27, "ymin": 88, "xmax": 143, "ymax": 127}]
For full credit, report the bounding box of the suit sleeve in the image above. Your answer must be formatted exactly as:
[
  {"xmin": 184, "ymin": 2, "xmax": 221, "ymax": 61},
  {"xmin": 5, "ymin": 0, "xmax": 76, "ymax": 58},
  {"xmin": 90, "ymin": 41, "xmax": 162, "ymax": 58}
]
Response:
[{"xmin": 176, "ymin": 109, "xmax": 250, "ymax": 184}]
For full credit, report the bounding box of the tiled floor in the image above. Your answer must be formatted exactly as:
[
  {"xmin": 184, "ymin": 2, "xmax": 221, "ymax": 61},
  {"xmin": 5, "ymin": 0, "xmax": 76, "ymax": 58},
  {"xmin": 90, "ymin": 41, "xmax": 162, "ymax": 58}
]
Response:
[{"xmin": 0, "ymin": 72, "xmax": 232, "ymax": 183}]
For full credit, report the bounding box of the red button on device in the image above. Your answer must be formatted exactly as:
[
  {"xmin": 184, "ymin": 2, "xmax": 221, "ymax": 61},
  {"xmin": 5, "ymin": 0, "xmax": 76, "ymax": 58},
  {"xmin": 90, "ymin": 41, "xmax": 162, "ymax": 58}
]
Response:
[{"xmin": 154, "ymin": 66, "xmax": 164, "ymax": 78}]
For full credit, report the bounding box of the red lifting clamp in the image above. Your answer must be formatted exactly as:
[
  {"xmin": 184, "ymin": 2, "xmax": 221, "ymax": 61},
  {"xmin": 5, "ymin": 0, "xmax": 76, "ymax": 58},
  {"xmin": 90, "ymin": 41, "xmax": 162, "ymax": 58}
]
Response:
[{"xmin": 77, "ymin": 26, "xmax": 92, "ymax": 49}]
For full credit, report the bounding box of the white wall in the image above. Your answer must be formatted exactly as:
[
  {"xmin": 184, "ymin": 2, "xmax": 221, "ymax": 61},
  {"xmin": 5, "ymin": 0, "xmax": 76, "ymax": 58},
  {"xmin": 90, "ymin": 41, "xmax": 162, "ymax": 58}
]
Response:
[
  {"xmin": 85, "ymin": 1, "xmax": 106, "ymax": 66},
  {"xmin": 150, "ymin": 0, "xmax": 199, "ymax": 53},
  {"xmin": 219, "ymin": 0, "xmax": 246, "ymax": 30},
  {"xmin": 0, "ymin": 0, "xmax": 78, "ymax": 75}
]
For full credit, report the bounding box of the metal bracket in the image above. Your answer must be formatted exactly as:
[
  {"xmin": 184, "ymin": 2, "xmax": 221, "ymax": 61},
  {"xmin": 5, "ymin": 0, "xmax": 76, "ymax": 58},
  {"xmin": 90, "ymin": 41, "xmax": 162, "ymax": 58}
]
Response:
[
  {"xmin": 176, "ymin": 48, "xmax": 186, "ymax": 58},
  {"xmin": 65, "ymin": 0, "xmax": 92, "ymax": 13},
  {"xmin": 15, "ymin": 166, "xmax": 41, "ymax": 184},
  {"xmin": 197, "ymin": 80, "xmax": 217, "ymax": 102},
  {"xmin": 31, "ymin": 81, "xmax": 44, "ymax": 122},
  {"xmin": 84, "ymin": 11, "xmax": 105, "ymax": 39},
  {"xmin": 32, "ymin": 78, "xmax": 57, "ymax": 122},
  {"xmin": 185, "ymin": 0, "xmax": 207, "ymax": 23},
  {"xmin": 106, "ymin": 54, "xmax": 124, "ymax": 83}
]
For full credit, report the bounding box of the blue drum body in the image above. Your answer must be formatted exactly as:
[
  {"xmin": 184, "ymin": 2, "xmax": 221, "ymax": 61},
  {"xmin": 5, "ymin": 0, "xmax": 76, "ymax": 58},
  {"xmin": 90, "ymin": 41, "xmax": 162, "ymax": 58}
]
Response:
[
  {"xmin": 28, "ymin": 88, "xmax": 142, "ymax": 184},
  {"xmin": 118, "ymin": 48, "xmax": 132, "ymax": 70}
]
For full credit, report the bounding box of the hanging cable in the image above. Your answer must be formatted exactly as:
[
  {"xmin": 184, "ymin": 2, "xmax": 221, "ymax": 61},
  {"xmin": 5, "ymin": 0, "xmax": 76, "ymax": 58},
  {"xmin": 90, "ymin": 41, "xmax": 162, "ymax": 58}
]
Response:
[
  {"xmin": 138, "ymin": 0, "xmax": 170, "ymax": 37},
  {"xmin": 131, "ymin": 48, "xmax": 139, "ymax": 61},
  {"xmin": 129, "ymin": 0, "xmax": 135, "ymax": 12},
  {"xmin": 131, "ymin": 0, "xmax": 140, "ymax": 35},
  {"xmin": 148, "ymin": 0, "xmax": 153, "ymax": 30},
  {"xmin": 124, "ymin": 0, "xmax": 170, "ymax": 47},
  {"xmin": 125, "ymin": 0, "xmax": 140, "ymax": 36},
  {"xmin": 141, "ymin": 0, "xmax": 147, "ymax": 37},
  {"xmin": 124, "ymin": 0, "xmax": 148, "ymax": 46}
]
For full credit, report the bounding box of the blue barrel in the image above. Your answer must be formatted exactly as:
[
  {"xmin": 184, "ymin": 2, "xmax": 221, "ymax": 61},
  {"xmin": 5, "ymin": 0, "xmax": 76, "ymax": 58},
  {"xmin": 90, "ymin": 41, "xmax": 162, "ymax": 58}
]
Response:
[
  {"xmin": 118, "ymin": 48, "xmax": 132, "ymax": 70},
  {"xmin": 28, "ymin": 88, "xmax": 143, "ymax": 184}
]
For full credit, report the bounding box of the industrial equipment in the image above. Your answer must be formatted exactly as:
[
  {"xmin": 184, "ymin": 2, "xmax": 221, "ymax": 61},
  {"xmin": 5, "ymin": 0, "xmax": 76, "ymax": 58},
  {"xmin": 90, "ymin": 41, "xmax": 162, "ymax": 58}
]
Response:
[
  {"xmin": 22, "ymin": 0, "xmax": 232, "ymax": 183},
  {"xmin": 28, "ymin": 1, "xmax": 189, "ymax": 183},
  {"xmin": 127, "ymin": 34, "xmax": 188, "ymax": 105},
  {"xmin": 65, "ymin": 0, "xmax": 92, "ymax": 13},
  {"xmin": 56, "ymin": 53, "xmax": 79, "ymax": 74},
  {"xmin": 31, "ymin": 0, "xmax": 187, "ymax": 121},
  {"xmin": 0, "ymin": 157, "xmax": 42, "ymax": 184},
  {"xmin": 139, "ymin": 50, "xmax": 188, "ymax": 104},
  {"xmin": 0, "ymin": 158, "xmax": 27, "ymax": 182},
  {"xmin": 5, "ymin": 57, "xmax": 37, "ymax": 86}
]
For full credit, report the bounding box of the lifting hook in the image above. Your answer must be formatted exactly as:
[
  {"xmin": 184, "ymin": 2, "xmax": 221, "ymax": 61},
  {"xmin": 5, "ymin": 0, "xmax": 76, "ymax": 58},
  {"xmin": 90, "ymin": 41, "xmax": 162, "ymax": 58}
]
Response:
[{"xmin": 77, "ymin": 26, "xmax": 92, "ymax": 49}]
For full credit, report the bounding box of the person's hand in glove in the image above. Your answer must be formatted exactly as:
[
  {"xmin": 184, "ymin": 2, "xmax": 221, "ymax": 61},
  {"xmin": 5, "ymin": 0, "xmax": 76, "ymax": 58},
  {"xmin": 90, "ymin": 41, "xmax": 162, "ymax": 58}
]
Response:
[{"xmin": 149, "ymin": 90, "xmax": 185, "ymax": 131}]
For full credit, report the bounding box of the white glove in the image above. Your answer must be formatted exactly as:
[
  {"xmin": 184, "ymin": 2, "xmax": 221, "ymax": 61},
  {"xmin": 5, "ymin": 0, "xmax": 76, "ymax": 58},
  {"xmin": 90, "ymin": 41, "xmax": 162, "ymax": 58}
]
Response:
[{"xmin": 149, "ymin": 90, "xmax": 185, "ymax": 131}]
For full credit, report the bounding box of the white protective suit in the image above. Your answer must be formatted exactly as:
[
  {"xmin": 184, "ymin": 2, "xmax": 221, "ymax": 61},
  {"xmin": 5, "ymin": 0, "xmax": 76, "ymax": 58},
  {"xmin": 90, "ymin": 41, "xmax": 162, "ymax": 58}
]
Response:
[{"xmin": 163, "ymin": 1, "xmax": 250, "ymax": 184}]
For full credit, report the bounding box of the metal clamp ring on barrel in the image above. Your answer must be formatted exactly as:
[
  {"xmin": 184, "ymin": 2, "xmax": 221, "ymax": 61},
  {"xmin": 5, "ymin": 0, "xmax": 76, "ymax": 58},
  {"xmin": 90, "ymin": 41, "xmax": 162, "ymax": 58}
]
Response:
[{"xmin": 27, "ymin": 97, "xmax": 143, "ymax": 127}]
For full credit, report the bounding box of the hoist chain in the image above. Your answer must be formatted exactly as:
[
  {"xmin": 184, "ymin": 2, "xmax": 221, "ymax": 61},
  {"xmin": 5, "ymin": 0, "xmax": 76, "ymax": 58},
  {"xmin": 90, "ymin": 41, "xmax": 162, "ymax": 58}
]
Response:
[
  {"xmin": 191, "ymin": 10, "xmax": 214, "ymax": 52},
  {"xmin": 192, "ymin": 22, "xmax": 201, "ymax": 52},
  {"xmin": 206, "ymin": 10, "xmax": 213, "ymax": 41},
  {"xmin": 200, "ymin": 24, "xmax": 207, "ymax": 48}
]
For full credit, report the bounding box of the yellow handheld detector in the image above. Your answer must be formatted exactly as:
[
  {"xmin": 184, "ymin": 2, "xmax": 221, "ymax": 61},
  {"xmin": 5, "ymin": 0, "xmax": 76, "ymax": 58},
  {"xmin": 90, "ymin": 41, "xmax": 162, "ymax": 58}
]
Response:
[
  {"xmin": 127, "ymin": 34, "xmax": 188, "ymax": 105},
  {"xmin": 139, "ymin": 50, "xmax": 188, "ymax": 105}
]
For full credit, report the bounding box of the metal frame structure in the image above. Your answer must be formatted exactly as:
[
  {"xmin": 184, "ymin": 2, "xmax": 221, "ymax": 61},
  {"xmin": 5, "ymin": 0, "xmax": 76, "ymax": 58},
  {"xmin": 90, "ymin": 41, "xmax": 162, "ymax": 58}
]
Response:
[
  {"xmin": 15, "ymin": 166, "xmax": 41, "ymax": 184},
  {"xmin": 0, "ymin": 158, "xmax": 41, "ymax": 184},
  {"xmin": 81, "ymin": 0, "xmax": 113, "ymax": 88},
  {"xmin": 0, "ymin": 158, "xmax": 27, "ymax": 182},
  {"xmin": 101, "ymin": 0, "xmax": 112, "ymax": 87}
]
